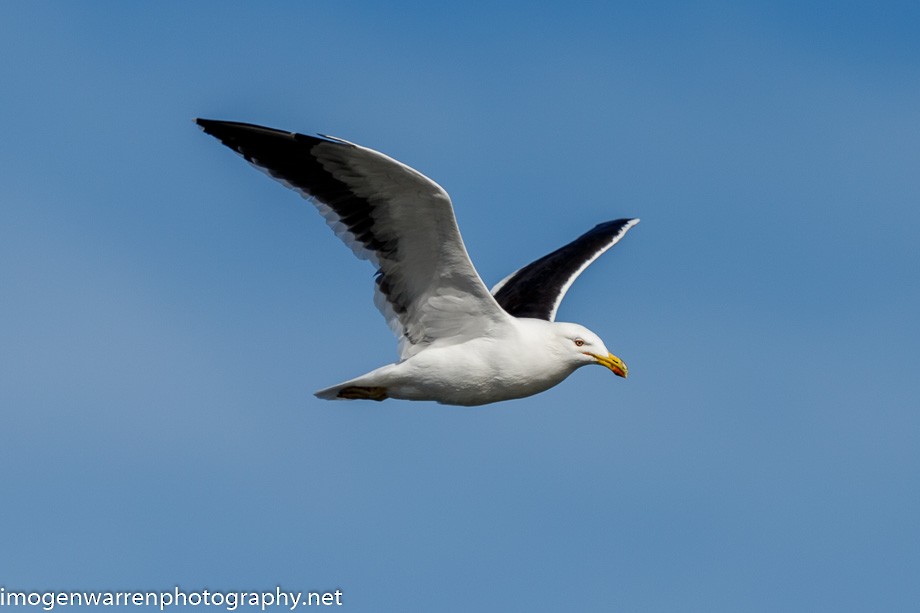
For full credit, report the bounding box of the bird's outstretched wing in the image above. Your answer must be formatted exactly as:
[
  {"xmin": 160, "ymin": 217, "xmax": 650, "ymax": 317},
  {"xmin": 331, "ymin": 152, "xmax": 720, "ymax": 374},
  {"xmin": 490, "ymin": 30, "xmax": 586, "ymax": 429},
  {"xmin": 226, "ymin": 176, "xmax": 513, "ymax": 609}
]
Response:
[
  {"xmin": 197, "ymin": 119, "xmax": 509, "ymax": 358},
  {"xmin": 491, "ymin": 218, "xmax": 639, "ymax": 321}
]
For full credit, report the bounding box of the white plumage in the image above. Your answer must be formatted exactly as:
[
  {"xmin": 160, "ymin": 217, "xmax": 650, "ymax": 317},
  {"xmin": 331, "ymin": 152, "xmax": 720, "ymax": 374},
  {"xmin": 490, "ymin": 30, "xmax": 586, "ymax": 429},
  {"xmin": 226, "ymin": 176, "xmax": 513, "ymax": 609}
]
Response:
[{"xmin": 197, "ymin": 119, "xmax": 638, "ymax": 405}]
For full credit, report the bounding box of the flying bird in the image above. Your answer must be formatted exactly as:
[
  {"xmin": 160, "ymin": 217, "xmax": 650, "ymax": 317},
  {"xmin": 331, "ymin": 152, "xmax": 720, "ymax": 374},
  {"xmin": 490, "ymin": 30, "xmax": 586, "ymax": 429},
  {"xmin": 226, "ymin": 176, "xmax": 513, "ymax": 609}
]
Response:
[{"xmin": 197, "ymin": 119, "xmax": 639, "ymax": 406}]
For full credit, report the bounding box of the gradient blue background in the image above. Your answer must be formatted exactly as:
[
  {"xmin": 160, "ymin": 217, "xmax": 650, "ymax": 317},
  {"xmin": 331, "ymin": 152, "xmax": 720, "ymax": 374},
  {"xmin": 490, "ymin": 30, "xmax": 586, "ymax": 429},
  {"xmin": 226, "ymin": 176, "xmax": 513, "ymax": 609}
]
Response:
[{"xmin": 2, "ymin": 2, "xmax": 919, "ymax": 611}]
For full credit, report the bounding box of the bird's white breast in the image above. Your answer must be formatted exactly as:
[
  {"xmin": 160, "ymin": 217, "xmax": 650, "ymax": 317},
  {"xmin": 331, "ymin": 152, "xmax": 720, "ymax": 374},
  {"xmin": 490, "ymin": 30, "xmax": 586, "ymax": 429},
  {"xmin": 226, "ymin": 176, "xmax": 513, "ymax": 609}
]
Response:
[{"xmin": 382, "ymin": 319, "xmax": 577, "ymax": 405}]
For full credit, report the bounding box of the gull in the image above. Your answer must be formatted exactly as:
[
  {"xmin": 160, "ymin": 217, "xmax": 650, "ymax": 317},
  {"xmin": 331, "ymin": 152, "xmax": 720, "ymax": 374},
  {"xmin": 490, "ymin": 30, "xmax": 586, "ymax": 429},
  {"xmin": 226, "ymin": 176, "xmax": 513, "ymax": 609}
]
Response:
[{"xmin": 197, "ymin": 119, "xmax": 639, "ymax": 406}]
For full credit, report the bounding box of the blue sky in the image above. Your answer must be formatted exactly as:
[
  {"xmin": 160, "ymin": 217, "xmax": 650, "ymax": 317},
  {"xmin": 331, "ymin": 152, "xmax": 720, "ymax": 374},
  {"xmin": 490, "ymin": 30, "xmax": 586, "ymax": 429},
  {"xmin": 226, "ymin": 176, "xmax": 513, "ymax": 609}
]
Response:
[{"xmin": 2, "ymin": 2, "xmax": 919, "ymax": 611}]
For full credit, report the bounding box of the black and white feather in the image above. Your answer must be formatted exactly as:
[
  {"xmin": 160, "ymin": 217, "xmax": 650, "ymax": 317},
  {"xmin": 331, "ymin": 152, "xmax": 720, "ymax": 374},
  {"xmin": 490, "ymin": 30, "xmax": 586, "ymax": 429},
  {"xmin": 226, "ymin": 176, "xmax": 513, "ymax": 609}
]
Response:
[{"xmin": 491, "ymin": 219, "xmax": 640, "ymax": 321}]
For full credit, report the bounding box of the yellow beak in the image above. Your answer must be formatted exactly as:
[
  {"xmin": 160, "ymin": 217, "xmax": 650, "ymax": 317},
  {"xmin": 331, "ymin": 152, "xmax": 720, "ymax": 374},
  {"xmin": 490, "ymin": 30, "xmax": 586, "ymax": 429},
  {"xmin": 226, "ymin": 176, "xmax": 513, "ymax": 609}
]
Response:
[{"xmin": 588, "ymin": 352, "xmax": 628, "ymax": 378}]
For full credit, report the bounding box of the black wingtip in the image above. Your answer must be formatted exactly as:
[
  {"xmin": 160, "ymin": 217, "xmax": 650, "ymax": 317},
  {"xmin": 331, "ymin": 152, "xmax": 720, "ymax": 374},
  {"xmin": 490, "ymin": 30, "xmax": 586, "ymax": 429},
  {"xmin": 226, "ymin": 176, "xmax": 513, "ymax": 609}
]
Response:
[
  {"xmin": 194, "ymin": 118, "xmax": 350, "ymax": 150},
  {"xmin": 195, "ymin": 118, "xmax": 272, "ymax": 139},
  {"xmin": 195, "ymin": 118, "xmax": 245, "ymax": 142},
  {"xmin": 194, "ymin": 117, "xmax": 225, "ymax": 132},
  {"xmin": 591, "ymin": 218, "xmax": 640, "ymax": 232}
]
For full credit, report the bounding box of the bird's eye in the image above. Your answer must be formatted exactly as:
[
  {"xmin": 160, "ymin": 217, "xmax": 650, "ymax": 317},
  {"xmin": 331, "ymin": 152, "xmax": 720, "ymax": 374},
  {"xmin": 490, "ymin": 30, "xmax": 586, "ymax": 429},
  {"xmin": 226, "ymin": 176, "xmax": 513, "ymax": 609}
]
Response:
[{"xmin": 574, "ymin": 338, "xmax": 585, "ymax": 347}]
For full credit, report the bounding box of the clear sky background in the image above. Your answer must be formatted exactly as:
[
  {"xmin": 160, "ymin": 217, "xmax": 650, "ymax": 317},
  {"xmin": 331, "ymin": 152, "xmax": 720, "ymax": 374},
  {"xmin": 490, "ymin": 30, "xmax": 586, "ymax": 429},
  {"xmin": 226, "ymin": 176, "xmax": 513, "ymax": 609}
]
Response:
[{"xmin": 2, "ymin": 2, "xmax": 919, "ymax": 611}]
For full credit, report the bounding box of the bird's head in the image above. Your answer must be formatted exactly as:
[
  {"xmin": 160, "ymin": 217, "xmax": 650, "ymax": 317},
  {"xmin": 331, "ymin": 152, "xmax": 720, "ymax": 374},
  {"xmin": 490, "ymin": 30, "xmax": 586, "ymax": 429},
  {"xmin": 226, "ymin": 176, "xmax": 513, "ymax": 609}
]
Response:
[{"xmin": 553, "ymin": 322, "xmax": 628, "ymax": 378}]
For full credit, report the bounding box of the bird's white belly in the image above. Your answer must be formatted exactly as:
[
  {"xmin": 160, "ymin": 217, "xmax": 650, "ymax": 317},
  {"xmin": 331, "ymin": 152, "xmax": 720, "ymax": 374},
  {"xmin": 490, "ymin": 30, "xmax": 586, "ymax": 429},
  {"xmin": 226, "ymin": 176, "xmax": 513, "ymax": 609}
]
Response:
[{"xmin": 382, "ymin": 338, "xmax": 574, "ymax": 406}]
